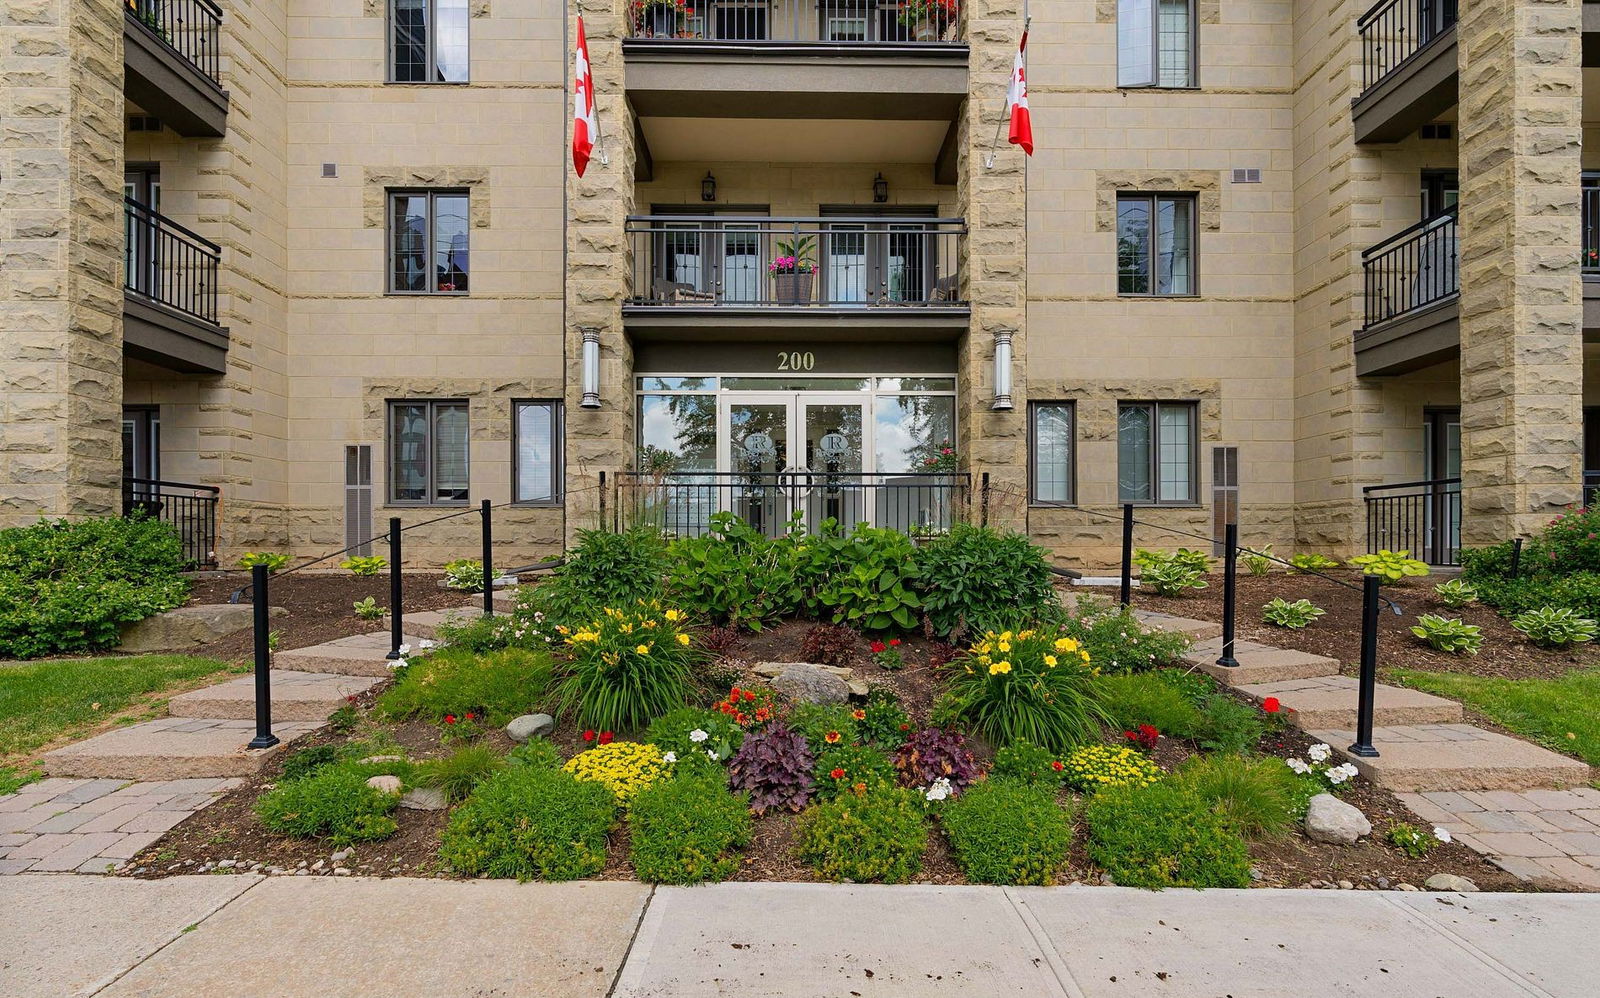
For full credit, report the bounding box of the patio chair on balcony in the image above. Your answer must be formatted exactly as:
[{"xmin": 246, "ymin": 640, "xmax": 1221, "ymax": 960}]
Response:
[{"xmin": 651, "ymin": 277, "xmax": 716, "ymax": 304}]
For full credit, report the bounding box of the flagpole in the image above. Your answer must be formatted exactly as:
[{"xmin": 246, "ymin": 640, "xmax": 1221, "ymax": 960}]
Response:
[{"xmin": 984, "ymin": 14, "xmax": 1031, "ymax": 170}]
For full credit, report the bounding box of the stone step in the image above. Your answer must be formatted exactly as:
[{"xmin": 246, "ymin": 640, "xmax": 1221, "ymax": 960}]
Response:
[
  {"xmin": 1305, "ymin": 724, "xmax": 1592, "ymax": 793},
  {"xmin": 1237, "ymin": 675, "xmax": 1464, "ymax": 729},
  {"xmin": 1132, "ymin": 609, "xmax": 1221, "ymax": 643},
  {"xmin": 404, "ymin": 605, "xmax": 500, "ymax": 641},
  {"xmin": 492, "ymin": 587, "xmax": 520, "ymax": 611},
  {"xmin": 41, "ymin": 718, "xmax": 323, "ymax": 780},
  {"xmin": 274, "ymin": 632, "xmax": 422, "ymax": 677},
  {"xmin": 168, "ymin": 671, "xmax": 387, "ymax": 722},
  {"xmin": 1185, "ymin": 638, "xmax": 1341, "ymax": 684}
]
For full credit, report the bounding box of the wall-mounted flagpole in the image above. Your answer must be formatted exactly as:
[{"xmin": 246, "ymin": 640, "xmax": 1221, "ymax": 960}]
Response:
[{"xmin": 984, "ymin": 14, "xmax": 1032, "ymax": 169}]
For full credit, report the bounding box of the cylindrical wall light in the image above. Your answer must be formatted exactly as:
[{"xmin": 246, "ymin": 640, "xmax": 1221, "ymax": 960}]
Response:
[
  {"xmin": 992, "ymin": 328, "xmax": 1015, "ymax": 411},
  {"xmin": 580, "ymin": 327, "xmax": 602, "ymax": 409}
]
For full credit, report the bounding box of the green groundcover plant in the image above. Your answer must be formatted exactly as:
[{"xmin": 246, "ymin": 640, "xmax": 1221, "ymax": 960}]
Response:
[
  {"xmin": 629, "ymin": 775, "xmax": 751, "ymax": 884},
  {"xmin": 1085, "ymin": 781, "xmax": 1253, "ymax": 889},
  {"xmin": 1093, "ymin": 673, "xmax": 1204, "ymax": 739},
  {"xmin": 940, "ymin": 778, "xmax": 1073, "ymax": 885},
  {"xmin": 439, "ymin": 766, "xmax": 616, "ymax": 881},
  {"xmin": 255, "ymin": 763, "xmax": 402, "ymax": 845},
  {"xmin": 376, "ymin": 646, "xmax": 553, "ymax": 726},
  {"xmin": 796, "ymin": 786, "xmax": 929, "ymax": 884}
]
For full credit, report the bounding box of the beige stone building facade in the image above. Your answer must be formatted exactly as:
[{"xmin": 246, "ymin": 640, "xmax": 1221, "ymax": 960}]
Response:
[{"xmin": 4, "ymin": 0, "xmax": 1599, "ymax": 569}]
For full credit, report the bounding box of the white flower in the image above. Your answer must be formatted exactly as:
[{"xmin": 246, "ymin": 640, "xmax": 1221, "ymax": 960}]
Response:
[
  {"xmin": 387, "ymin": 657, "xmax": 408, "ymax": 670},
  {"xmin": 706, "ymin": 750, "xmax": 719, "ymax": 762},
  {"xmin": 1307, "ymin": 743, "xmax": 1331, "ymax": 763},
  {"xmin": 924, "ymin": 777, "xmax": 952, "ymax": 802},
  {"xmin": 398, "ymin": 643, "xmax": 411, "ymax": 655},
  {"xmin": 1325, "ymin": 763, "xmax": 1358, "ymax": 786},
  {"xmin": 419, "ymin": 639, "xmax": 438, "ymax": 650},
  {"xmin": 662, "ymin": 751, "xmax": 677, "ymax": 765},
  {"xmin": 689, "ymin": 729, "xmax": 709, "ymax": 743},
  {"xmin": 1433, "ymin": 826, "xmax": 1452, "ymax": 844},
  {"xmin": 1285, "ymin": 758, "xmax": 1311, "ymax": 775}
]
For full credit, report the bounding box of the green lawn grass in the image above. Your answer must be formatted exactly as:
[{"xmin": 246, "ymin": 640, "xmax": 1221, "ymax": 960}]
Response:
[
  {"xmin": 1387, "ymin": 666, "xmax": 1600, "ymax": 767},
  {"xmin": 0, "ymin": 655, "xmax": 240, "ymax": 761}
]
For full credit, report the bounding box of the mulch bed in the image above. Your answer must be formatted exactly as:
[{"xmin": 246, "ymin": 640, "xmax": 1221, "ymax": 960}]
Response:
[{"xmin": 1131, "ymin": 571, "xmax": 1600, "ymax": 681}]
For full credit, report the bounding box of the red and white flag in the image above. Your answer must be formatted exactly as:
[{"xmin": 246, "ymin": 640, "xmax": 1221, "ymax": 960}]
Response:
[
  {"xmin": 1006, "ymin": 29, "xmax": 1033, "ymax": 156},
  {"xmin": 572, "ymin": 15, "xmax": 598, "ymax": 177}
]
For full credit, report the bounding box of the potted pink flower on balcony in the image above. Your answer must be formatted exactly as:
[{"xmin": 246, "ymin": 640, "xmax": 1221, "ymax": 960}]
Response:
[
  {"xmin": 633, "ymin": 0, "xmax": 689, "ymax": 38},
  {"xmin": 898, "ymin": 0, "xmax": 960, "ymax": 42},
  {"xmin": 769, "ymin": 235, "xmax": 817, "ymax": 304}
]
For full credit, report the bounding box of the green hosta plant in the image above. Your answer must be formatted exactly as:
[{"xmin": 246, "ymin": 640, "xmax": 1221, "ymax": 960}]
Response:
[
  {"xmin": 1510, "ymin": 606, "xmax": 1598, "ymax": 648},
  {"xmin": 817, "ymin": 526, "xmax": 923, "ymax": 631},
  {"xmin": 237, "ymin": 551, "xmax": 290, "ymax": 572},
  {"xmin": 1139, "ymin": 559, "xmax": 1208, "ymax": 597},
  {"xmin": 352, "ymin": 596, "xmax": 385, "ymax": 621},
  {"xmin": 1241, "ymin": 544, "xmax": 1274, "ymax": 577},
  {"xmin": 1287, "ymin": 552, "xmax": 1340, "ymax": 574},
  {"xmin": 1349, "ymin": 549, "xmax": 1430, "ymax": 583},
  {"xmin": 1410, "ymin": 615, "xmax": 1484, "ymax": 655},
  {"xmin": 1261, "ymin": 597, "xmax": 1324, "ymax": 630},
  {"xmin": 1433, "ymin": 578, "xmax": 1480, "ymax": 609},
  {"xmin": 341, "ymin": 555, "xmax": 387, "ymax": 576},
  {"xmin": 443, "ymin": 558, "xmax": 486, "ymax": 592},
  {"xmin": 1135, "ymin": 547, "xmax": 1211, "ymax": 575}
]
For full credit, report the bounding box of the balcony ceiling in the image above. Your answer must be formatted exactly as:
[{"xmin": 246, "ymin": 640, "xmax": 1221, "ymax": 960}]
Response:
[{"xmin": 638, "ymin": 116, "xmax": 949, "ymax": 164}]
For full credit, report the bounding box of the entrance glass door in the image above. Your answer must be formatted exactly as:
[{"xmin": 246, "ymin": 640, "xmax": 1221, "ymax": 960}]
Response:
[
  {"xmin": 717, "ymin": 393, "xmax": 869, "ymax": 534},
  {"xmin": 799, "ymin": 396, "xmax": 869, "ymax": 530},
  {"xmin": 722, "ymin": 395, "xmax": 791, "ymax": 535},
  {"xmin": 1423, "ymin": 408, "xmax": 1462, "ymax": 564}
]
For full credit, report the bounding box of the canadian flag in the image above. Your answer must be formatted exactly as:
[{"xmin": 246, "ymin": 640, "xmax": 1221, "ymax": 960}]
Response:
[
  {"xmin": 572, "ymin": 15, "xmax": 598, "ymax": 177},
  {"xmin": 1006, "ymin": 29, "xmax": 1033, "ymax": 156}
]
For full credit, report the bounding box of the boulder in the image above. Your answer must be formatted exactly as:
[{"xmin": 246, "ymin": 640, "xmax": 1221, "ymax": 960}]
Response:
[
  {"xmin": 1424, "ymin": 873, "xmax": 1479, "ymax": 893},
  {"xmin": 400, "ymin": 788, "xmax": 447, "ymax": 811},
  {"xmin": 365, "ymin": 775, "xmax": 403, "ymax": 795},
  {"xmin": 753, "ymin": 661, "xmax": 852, "ymax": 680},
  {"xmin": 1304, "ymin": 793, "xmax": 1372, "ymax": 845},
  {"xmin": 505, "ymin": 713, "xmax": 555, "ymax": 743},
  {"xmin": 770, "ymin": 663, "xmax": 850, "ymax": 705},
  {"xmin": 117, "ymin": 604, "xmax": 286, "ymax": 652}
]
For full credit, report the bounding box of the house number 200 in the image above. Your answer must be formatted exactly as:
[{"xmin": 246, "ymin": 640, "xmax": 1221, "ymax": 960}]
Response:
[{"xmin": 777, "ymin": 351, "xmax": 816, "ymax": 371}]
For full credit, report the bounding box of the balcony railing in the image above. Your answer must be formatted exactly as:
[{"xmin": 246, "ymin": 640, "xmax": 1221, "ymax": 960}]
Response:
[
  {"xmin": 124, "ymin": 478, "xmax": 221, "ymax": 569},
  {"xmin": 627, "ymin": 0, "xmax": 962, "ymax": 44},
  {"xmin": 1584, "ymin": 177, "xmax": 1600, "ymax": 275},
  {"xmin": 126, "ymin": 0, "xmax": 223, "ymax": 87},
  {"xmin": 626, "ymin": 216, "xmax": 966, "ymax": 309},
  {"xmin": 1364, "ymin": 477, "xmax": 1460, "ymax": 566},
  {"xmin": 125, "ymin": 197, "xmax": 222, "ymax": 326},
  {"xmin": 1361, "ymin": 206, "xmax": 1458, "ymax": 329},
  {"xmin": 1357, "ymin": 0, "xmax": 1456, "ymax": 96}
]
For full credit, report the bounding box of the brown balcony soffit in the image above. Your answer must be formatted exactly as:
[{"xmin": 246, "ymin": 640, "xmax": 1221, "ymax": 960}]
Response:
[
  {"xmin": 123, "ymin": 294, "xmax": 229, "ymax": 375},
  {"xmin": 123, "ymin": 16, "xmax": 228, "ymax": 137},
  {"xmin": 1351, "ymin": 26, "xmax": 1457, "ymax": 145}
]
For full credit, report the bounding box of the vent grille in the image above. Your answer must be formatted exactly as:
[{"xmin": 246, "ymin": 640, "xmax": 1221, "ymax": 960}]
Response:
[
  {"xmin": 1420, "ymin": 123, "xmax": 1453, "ymax": 140},
  {"xmin": 127, "ymin": 115, "xmax": 162, "ymax": 132},
  {"xmin": 344, "ymin": 445, "xmax": 373, "ymax": 557},
  {"xmin": 1229, "ymin": 168, "xmax": 1261, "ymax": 184},
  {"xmin": 1211, "ymin": 445, "xmax": 1239, "ymax": 556},
  {"xmin": 322, "ymin": 163, "xmax": 338, "ymax": 178}
]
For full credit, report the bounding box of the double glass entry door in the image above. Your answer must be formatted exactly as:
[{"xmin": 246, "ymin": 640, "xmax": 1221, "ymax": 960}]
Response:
[{"xmin": 718, "ymin": 393, "xmax": 870, "ymax": 534}]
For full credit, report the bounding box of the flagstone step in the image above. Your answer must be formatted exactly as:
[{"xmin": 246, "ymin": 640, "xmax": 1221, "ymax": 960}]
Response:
[
  {"xmin": 168, "ymin": 671, "xmax": 387, "ymax": 722},
  {"xmin": 1237, "ymin": 675, "xmax": 1463, "ymax": 729},
  {"xmin": 41, "ymin": 718, "xmax": 323, "ymax": 780},
  {"xmin": 1305, "ymin": 724, "xmax": 1592, "ymax": 793},
  {"xmin": 274, "ymin": 631, "xmax": 422, "ymax": 677},
  {"xmin": 1185, "ymin": 638, "xmax": 1342, "ymax": 685},
  {"xmin": 404, "ymin": 605, "xmax": 500, "ymax": 641},
  {"xmin": 492, "ymin": 587, "xmax": 520, "ymax": 611},
  {"xmin": 1131, "ymin": 609, "xmax": 1222, "ymax": 643}
]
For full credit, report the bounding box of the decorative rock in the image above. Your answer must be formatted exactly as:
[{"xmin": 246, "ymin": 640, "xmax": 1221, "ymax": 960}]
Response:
[
  {"xmin": 366, "ymin": 775, "xmax": 403, "ymax": 795},
  {"xmin": 1397, "ymin": 883, "xmax": 1420, "ymax": 891},
  {"xmin": 505, "ymin": 713, "xmax": 555, "ymax": 743},
  {"xmin": 753, "ymin": 661, "xmax": 852, "ymax": 679},
  {"xmin": 770, "ymin": 663, "xmax": 850, "ymax": 705},
  {"xmin": 1304, "ymin": 793, "xmax": 1372, "ymax": 845},
  {"xmin": 400, "ymin": 788, "xmax": 448, "ymax": 811},
  {"xmin": 217, "ymin": 859, "xmax": 236, "ymax": 869},
  {"xmin": 1337, "ymin": 879, "xmax": 1354, "ymax": 890},
  {"xmin": 334, "ymin": 868, "xmax": 353, "ymax": 876},
  {"xmin": 846, "ymin": 680, "xmax": 870, "ymax": 698},
  {"xmin": 1424, "ymin": 873, "xmax": 1479, "ymax": 893},
  {"xmin": 118, "ymin": 604, "xmax": 286, "ymax": 652},
  {"xmin": 1248, "ymin": 866, "xmax": 1263, "ymax": 882},
  {"xmin": 330, "ymin": 848, "xmax": 352, "ymax": 863},
  {"xmin": 358, "ymin": 755, "xmax": 404, "ymax": 765}
]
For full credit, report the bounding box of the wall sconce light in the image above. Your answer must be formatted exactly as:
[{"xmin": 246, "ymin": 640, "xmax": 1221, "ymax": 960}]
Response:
[
  {"xmin": 701, "ymin": 172, "xmax": 717, "ymax": 202},
  {"xmin": 872, "ymin": 172, "xmax": 889, "ymax": 203},
  {"xmin": 992, "ymin": 328, "xmax": 1015, "ymax": 411},
  {"xmin": 581, "ymin": 327, "xmax": 602, "ymax": 409}
]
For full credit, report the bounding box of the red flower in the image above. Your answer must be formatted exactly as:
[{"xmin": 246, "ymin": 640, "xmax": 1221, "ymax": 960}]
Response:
[
  {"xmin": 1262, "ymin": 697, "xmax": 1282, "ymax": 713},
  {"xmin": 345, "ymin": 695, "xmax": 357, "ymax": 704},
  {"xmin": 754, "ymin": 707, "xmax": 770, "ymax": 721},
  {"xmin": 852, "ymin": 709, "xmax": 866, "ymax": 721},
  {"xmin": 730, "ymin": 686, "xmax": 743, "ymax": 700},
  {"xmin": 889, "ymin": 638, "xmax": 902, "ymax": 647},
  {"xmin": 444, "ymin": 714, "xmax": 457, "ymax": 725},
  {"xmin": 1051, "ymin": 760, "xmax": 1064, "ymax": 771},
  {"xmin": 824, "ymin": 731, "xmax": 842, "ymax": 744},
  {"xmin": 871, "ymin": 641, "xmax": 887, "ymax": 654},
  {"xmin": 899, "ymin": 723, "xmax": 911, "ymax": 731},
  {"xmin": 598, "ymin": 731, "xmax": 615, "ymax": 745},
  {"xmin": 735, "ymin": 712, "xmax": 747, "ymax": 725},
  {"xmin": 743, "ymin": 690, "xmax": 755, "ymax": 702},
  {"xmin": 464, "ymin": 712, "xmax": 476, "ymax": 722},
  {"xmin": 830, "ymin": 768, "xmax": 846, "ymax": 780},
  {"xmin": 582, "ymin": 729, "xmax": 596, "ymax": 742}
]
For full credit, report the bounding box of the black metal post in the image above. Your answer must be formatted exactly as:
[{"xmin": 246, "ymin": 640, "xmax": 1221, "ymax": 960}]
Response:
[
  {"xmin": 387, "ymin": 516, "xmax": 404, "ymax": 660},
  {"xmin": 247, "ymin": 564, "xmax": 278, "ymax": 749},
  {"xmin": 1509, "ymin": 537, "xmax": 1523, "ymax": 578},
  {"xmin": 1120, "ymin": 503, "xmax": 1134, "ymax": 609},
  {"xmin": 1216, "ymin": 523, "xmax": 1239, "ymax": 668},
  {"xmin": 980, "ymin": 472, "xmax": 990, "ymax": 528},
  {"xmin": 599, "ymin": 470, "xmax": 608, "ymax": 531},
  {"xmin": 1349, "ymin": 573, "xmax": 1381, "ymax": 758},
  {"xmin": 481, "ymin": 498, "xmax": 494, "ymax": 617}
]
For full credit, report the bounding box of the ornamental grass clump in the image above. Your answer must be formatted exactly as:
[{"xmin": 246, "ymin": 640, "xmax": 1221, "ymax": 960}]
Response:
[
  {"xmin": 944, "ymin": 627, "xmax": 1109, "ymax": 752},
  {"xmin": 1172, "ymin": 753, "xmax": 1306, "ymax": 840},
  {"xmin": 1093, "ymin": 673, "xmax": 1204, "ymax": 739},
  {"xmin": 893, "ymin": 727, "xmax": 981, "ymax": 796},
  {"xmin": 796, "ymin": 786, "xmax": 929, "ymax": 884},
  {"xmin": 439, "ymin": 766, "xmax": 616, "ymax": 881},
  {"xmin": 814, "ymin": 743, "xmax": 897, "ymax": 800},
  {"xmin": 417, "ymin": 744, "xmax": 506, "ymax": 804},
  {"xmin": 629, "ymin": 775, "xmax": 751, "ymax": 884},
  {"xmin": 375, "ymin": 646, "xmax": 553, "ymax": 726},
  {"xmin": 728, "ymin": 722, "xmax": 815, "ymax": 815},
  {"xmin": 562, "ymin": 741, "xmax": 666, "ymax": 807},
  {"xmin": 1086, "ymin": 781, "xmax": 1252, "ymax": 889},
  {"xmin": 940, "ymin": 778, "xmax": 1073, "ymax": 885},
  {"xmin": 554, "ymin": 602, "xmax": 696, "ymax": 732},
  {"xmin": 1060, "ymin": 743, "xmax": 1162, "ymax": 794},
  {"xmin": 255, "ymin": 763, "xmax": 400, "ymax": 845}
]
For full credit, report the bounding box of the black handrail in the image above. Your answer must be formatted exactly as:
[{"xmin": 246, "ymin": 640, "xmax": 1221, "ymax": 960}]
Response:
[
  {"xmin": 123, "ymin": 477, "xmax": 221, "ymax": 569},
  {"xmin": 124, "ymin": 197, "xmax": 223, "ymax": 325},
  {"xmin": 1360, "ymin": 206, "xmax": 1458, "ymax": 329},
  {"xmin": 1362, "ymin": 477, "xmax": 1461, "ymax": 567},
  {"xmin": 125, "ymin": 0, "xmax": 224, "ymax": 87}
]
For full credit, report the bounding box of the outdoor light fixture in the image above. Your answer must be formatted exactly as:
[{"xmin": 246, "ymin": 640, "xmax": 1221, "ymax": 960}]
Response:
[
  {"xmin": 872, "ymin": 172, "xmax": 889, "ymax": 203},
  {"xmin": 992, "ymin": 328, "xmax": 1015, "ymax": 411},
  {"xmin": 701, "ymin": 172, "xmax": 717, "ymax": 202},
  {"xmin": 581, "ymin": 327, "xmax": 602, "ymax": 409}
]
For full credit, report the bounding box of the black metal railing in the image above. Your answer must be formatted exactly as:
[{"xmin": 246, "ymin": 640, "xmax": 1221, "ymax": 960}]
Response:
[
  {"xmin": 126, "ymin": 0, "xmax": 224, "ymax": 86},
  {"xmin": 125, "ymin": 197, "xmax": 222, "ymax": 325},
  {"xmin": 616, "ymin": 471, "xmax": 969, "ymax": 538},
  {"xmin": 627, "ymin": 0, "xmax": 962, "ymax": 43},
  {"xmin": 626, "ymin": 216, "xmax": 967, "ymax": 308},
  {"xmin": 1583, "ymin": 470, "xmax": 1600, "ymax": 507},
  {"xmin": 123, "ymin": 477, "xmax": 221, "ymax": 568},
  {"xmin": 1363, "ymin": 477, "xmax": 1460, "ymax": 566},
  {"xmin": 1357, "ymin": 0, "xmax": 1456, "ymax": 96},
  {"xmin": 1583, "ymin": 177, "xmax": 1600, "ymax": 275},
  {"xmin": 1361, "ymin": 206, "xmax": 1458, "ymax": 329}
]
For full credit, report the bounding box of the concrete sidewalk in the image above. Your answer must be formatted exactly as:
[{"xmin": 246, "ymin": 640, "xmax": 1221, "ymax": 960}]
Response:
[{"xmin": 2, "ymin": 876, "xmax": 1594, "ymax": 998}]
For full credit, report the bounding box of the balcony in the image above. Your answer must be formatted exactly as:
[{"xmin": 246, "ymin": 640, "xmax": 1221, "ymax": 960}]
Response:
[
  {"xmin": 1352, "ymin": 0, "xmax": 1457, "ymax": 143},
  {"xmin": 622, "ymin": 215, "xmax": 968, "ymax": 338},
  {"xmin": 124, "ymin": 0, "xmax": 228, "ymax": 137},
  {"xmin": 1354, "ymin": 208, "xmax": 1458, "ymax": 376},
  {"xmin": 124, "ymin": 198, "xmax": 229, "ymax": 375}
]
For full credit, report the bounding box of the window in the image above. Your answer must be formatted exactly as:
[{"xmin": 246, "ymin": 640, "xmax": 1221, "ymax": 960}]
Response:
[
  {"xmin": 391, "ymin": 0, "xmax": 469, "ymax": 83},
  {"xmin": 1029, "ymin": 403, "xmax": 1075, "ymax": 504},
  {"xmin": 389, "ymin": 400, "xmax": 469, "ymax": 505},
  {"xmin": 1118, "ymin": 0, "xmax": 1195, "ymax": 87},
  {"xmin": 1118, "ymin": 402, "xmax": 1196, "ymax": 504},
  {"xmin": 1116, "ymin": 193, "xmax": 1195, "ymax": 296},
  {"xmin": 389, "ymin": 191, "xmax": 470, "ymax": 294},
  {"xmin": 513, "ymin": 401, "xmax": 563, "ymax": 505}
]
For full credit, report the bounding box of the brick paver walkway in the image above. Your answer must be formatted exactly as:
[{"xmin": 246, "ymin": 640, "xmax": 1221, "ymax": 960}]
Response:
[
  {"xmin": 0, "ymin": 777, "xmax": 239, "ymax": 875},
  {"xmin": 1399, "ymin": 788, "xmax": 1600, "ymax": 889}
]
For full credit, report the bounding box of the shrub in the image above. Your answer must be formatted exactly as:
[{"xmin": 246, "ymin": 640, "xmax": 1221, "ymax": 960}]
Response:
[
  {"xmin": 1472, "ymin": 572, "xmax": 1600, "ymax": 621},
  {"xmin": 1387, "ymin": 821, "xmax": 1445, "ymax": 859},
  {"xmin": 799, "ymin": 623, "xmax": 858, "ymax": 667},
  {"xmin": 666, "ymin": 513, "xmax": 807, "ymax": 630},
  {"xmin": 418, "ymin": 745, "xmax": 506, "ymax": 804},
  {"xmin": 1172, "ymin": 754, "xmax": 1304, "ymax": 840},
  {"xmin": 1196, "ymin": 693, "xmax": 1266, "ymax": 754},
  {"xmin": 1526, "ymin": 506, "xmax": 1600, "ymax": 573},
  {"xmin": 1459, "ymin": 540, "xmax": 1521, "ymax": 582},
  {"xmin": 796, "ymin": 787, "xmax": 928, "ymax": 883},
  {"xmin": 280, "ymin": 744, "xmax": 340, "ymax": 782},
  {"xmin": 376, "ymin": 646, "xmax": 553, "ymax": 726},
  {"xmin": 815, "ymin": 743, "xmax": 897, "ymax": 799},
  {"xmin": 1434, "ymin": 579, "xmax": 1480, "ymax": 608},
  {"xmin": 443, "ymin": 558, "xmax": 486, "ymax": 592},
  {"xmin": 541, "ymin": 528, "xmax": 669, "ymax": 618},
  {"xmin": 1411, "ymin": 615, "xmax": 1484, "ymax": 655},
  {"xmin": 341, "ymin": 555, "xmax": 387, "ymax": 576},
  {"xmin": 554, "ymin": 602, "xmax": 695, "ymax": 733},
  {"xmin": 941, "ymin": 779, "xmax": 1072, "ymax": 885},
  {"xmin": 439, "ymin": 766, "xmax": 615, "ymax": 880},
  {"xmin": 817, "ymin": 525, "xmax": 923, "ymax": 631},
  {"xmin": 237, "ymin": 551, "xmax": 290, "ymax": 571},
  {"xmin": 728, "ymin": 723, "xmax": 815, "ymax": 815},
  {"xmin": 0, "ymin": 516, "xmax": 190, "ymax": 659},
  {"xmin": 1349, "ymin": 549, "xmax": 1430, "ymax": 582},
  {"xmin": 1287, "ymin": 552, "xmax": 1340, "ymax": 574},
  {"xmin": 255, "ymin": 764, "xmax": 400, "ymax": 845},
  {"xmin": 1060, "ymin": 744, "xmax": 1162, "ymax": 793},
  {"xmin": 1261, "ymin": 597, "xmax": 1325, "ymax": 629},
  {"xmin": 991, "ymin": 740, "xmax": 1063, "ymax": 788},
  {"xmin": 1085, "ymin": 782, "xmax": 1252, "ymax": 889},
  {"xmin": 893, "ymin": 727, "xmax": 981, "ymax": 794},
  {"xmin": 917, "ymin": 524, "xmax": 1058, "ymax": 640},
  {"xmin": 1062, "ymin": 600, "xmax": 1191, "ymax": 675},
  {"xmin": 1510, "ymin": 606, "xmax": 1598, "ymax": 648},
  {"xmin": 789, "ymin": 702, "xmax": 860, "ymax": 754},
  {"xmin": 562, "ymin": 741, "xmax": 666, "ymax": 806},
  {"xmin": 857, "ymin": 688, "xmax": 912, "ymax": 748},
  {"xmin": 352, "ymin": 596, "xmax": 385, "ymax": 621},
  {"xmin": 1093, "ymin": 673, "xmax": 1203, "ymax": 739},
  {"xmin": 1241, "ymin": 543, "xmax": 1274, "ymax": 577},
  {"xmin": 944, "ymin": 627, "xmax": 1109, "ymax": 752},
  {"xmin": 629, "ymin": 775, "xmax": 750, "ymax": 884},
  {"xmin": 1135, "ymin": 550, "xmax": 1209, "ymax": 596}
]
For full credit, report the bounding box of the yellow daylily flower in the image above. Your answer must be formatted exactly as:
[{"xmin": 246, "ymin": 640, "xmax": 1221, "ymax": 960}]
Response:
[
  {"xmin": 665, "ymin": 608, "xmax": 684, "ymax": 622},
  {"xmin": 988, "ymin": 660, "xmax": 1012, "ymax": 675},
  {"xmin": 1044, "ymin": 654, "xmax": 1057, "ymax": 667},
  {"xmin": 676, "ymin": 632, "xmax": 690, "ymax": 646},
  {"xmin": 636, "ymin": 643, "xmax": 651, "ymax": 655}
]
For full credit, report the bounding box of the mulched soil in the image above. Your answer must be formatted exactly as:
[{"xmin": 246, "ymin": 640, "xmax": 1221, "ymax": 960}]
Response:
[{"xmin": 1132, "ymin": 571, "xmax": 1600, "ymax": 681}]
